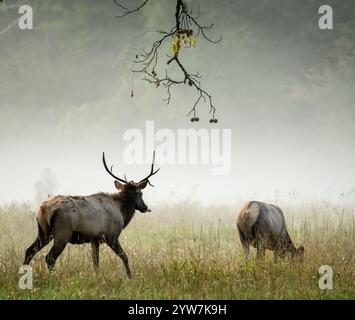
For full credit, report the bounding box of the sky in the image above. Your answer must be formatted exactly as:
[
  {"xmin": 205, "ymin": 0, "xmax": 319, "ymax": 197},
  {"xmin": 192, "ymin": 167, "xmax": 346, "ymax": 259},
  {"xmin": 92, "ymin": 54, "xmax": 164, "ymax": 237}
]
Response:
[{"xmin": 0, "ymin": 0, "xmax": 354, "ymax": 207}]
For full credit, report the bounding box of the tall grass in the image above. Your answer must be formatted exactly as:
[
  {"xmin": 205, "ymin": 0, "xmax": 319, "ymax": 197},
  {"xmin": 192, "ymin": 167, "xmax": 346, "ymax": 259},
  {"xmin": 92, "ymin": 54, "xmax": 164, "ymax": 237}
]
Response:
[{"xmin": 0, "ymin": 200, "xmax": 353, "ymax": 299}]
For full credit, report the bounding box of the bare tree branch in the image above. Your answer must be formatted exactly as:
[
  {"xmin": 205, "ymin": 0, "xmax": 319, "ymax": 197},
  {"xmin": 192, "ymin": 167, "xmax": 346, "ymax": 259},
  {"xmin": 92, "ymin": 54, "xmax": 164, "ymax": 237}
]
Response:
[
  {"xmin": 114, "ymin": 0, "xmax": 149, "ymax": 18},
  {"xmin": 114, "ymin": 0, "xmax": 221, "ymax": 122}
]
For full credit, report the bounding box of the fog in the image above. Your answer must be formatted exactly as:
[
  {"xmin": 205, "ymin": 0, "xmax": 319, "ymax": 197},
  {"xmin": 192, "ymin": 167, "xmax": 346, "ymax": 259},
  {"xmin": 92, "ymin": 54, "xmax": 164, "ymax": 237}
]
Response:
[{"xmin": 1, "ymin": 0, "xmax": 354, "ymax": 207}]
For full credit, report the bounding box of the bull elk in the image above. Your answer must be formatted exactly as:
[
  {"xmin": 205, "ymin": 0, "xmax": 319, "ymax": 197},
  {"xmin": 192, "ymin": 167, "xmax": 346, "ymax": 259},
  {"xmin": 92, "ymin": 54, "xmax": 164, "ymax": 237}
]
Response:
[
  {"xmin": 236, "ymin": 201, "xmax": 304, "ymax": 261},
  {"xmin": 24, "ymin": 152, "xmax": 160, "ymax": 278}
]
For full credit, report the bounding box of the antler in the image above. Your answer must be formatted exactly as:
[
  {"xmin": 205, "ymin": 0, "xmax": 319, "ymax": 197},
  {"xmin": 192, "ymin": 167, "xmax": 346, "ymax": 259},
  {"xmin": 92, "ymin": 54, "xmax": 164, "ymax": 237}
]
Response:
[
  {"xmin": 139, "ymin": 151, "xmax": 160, "ymax": 186},
  {"xmin": 102, "ymin": 152, "xmax": 128, "ymax": 184}
]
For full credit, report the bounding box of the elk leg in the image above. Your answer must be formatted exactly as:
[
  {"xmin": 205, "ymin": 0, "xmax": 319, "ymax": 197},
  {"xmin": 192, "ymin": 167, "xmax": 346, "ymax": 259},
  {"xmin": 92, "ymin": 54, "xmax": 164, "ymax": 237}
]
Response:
[
  {"xmin": 243, "ymin": 243, "xmax": 250, "ymax": 260},
  {"xmin": 24, "ymin": 224, "xmax": 50, "ymax": 265},
  {"xmin": 24, "ymin": 237, "xmax": 50, "ymax": 265},
  {"xmin": 237, "ymin": 224, "xmax": 250, "ymax": 259},
  {"xmin": 45, "ymin": 211, "xmax": 73, "ymax": 271},
  {"xmin": 45, "ymin": 239, "xmax": 68, "ymax": 271},
  {"xmin": 91, "ymin": 241, "xmax": 100, "ymax": 271},
  {"xmin": 107, "ymin": 240, "xmax": 132, "ymax": 279},
  {"xmin": 256, "ymin": 242, "xmax": 266, "ymax": 260}
]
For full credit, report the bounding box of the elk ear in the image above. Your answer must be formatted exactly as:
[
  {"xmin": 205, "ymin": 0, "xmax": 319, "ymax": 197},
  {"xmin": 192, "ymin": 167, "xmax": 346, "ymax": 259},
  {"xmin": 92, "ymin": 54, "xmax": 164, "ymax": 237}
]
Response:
[
  {"xmin": 114, "ymin": 180, "xmax": 124, "ymax": 190},
  {"xmin": 137, "ymin": 180, "xmax": 148, "ymax": 190}
]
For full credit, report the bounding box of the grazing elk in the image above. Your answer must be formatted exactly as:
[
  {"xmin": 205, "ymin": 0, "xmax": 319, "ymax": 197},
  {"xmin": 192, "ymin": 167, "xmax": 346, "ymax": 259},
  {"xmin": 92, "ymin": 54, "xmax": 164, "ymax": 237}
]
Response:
[
  {"xmin": 24, "ymin": 152, "xmax": 160, "ymax": 278},
  {"xmin": 236, "ymin": 201, "xmax": 304, "ymax": 261}
]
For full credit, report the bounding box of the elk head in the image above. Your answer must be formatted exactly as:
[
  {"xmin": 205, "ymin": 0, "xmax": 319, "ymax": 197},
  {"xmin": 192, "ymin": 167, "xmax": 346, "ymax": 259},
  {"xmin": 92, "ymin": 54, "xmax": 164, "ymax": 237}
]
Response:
[{"xmin": 102, "ymin": 151, "xmax": 160, "ymax": 213}]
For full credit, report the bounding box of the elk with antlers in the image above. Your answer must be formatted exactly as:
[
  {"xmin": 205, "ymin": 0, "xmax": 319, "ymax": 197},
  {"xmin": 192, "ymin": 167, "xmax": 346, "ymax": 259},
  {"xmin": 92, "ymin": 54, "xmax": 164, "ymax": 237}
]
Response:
[{"xmin": 23, "ymin": 152, "xmax": 159, "ymax": 278}]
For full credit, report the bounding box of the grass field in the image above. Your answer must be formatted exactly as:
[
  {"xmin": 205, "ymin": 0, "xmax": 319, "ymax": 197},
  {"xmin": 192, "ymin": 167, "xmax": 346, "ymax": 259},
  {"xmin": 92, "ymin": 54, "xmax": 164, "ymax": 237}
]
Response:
[{"xmin": 0, "ymin": 199, "xmax": 354, "ymax": 299}]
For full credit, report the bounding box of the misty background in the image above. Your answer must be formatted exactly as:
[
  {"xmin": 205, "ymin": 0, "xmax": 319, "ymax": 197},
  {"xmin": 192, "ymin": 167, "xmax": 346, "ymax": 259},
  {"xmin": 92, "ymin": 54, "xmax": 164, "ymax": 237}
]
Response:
[{"xmin": 1, "ymin": 0, "xmax": 355, "ymax": 208}]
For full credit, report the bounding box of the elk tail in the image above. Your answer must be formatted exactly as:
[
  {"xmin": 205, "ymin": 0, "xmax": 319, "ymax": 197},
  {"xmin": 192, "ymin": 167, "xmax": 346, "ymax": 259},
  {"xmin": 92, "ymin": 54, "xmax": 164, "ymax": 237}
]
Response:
[
  {"xmin": 36, "ymin": 204, "xmax": 57, "ymax": 238},
  {"xmin": 236, "ymin": 223, "xmax": 247, "ymax": 243}
]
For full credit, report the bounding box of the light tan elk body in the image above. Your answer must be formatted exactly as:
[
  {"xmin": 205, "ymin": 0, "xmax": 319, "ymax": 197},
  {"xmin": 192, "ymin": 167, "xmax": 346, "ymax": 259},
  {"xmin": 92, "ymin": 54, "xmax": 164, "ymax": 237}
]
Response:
[
  {"xmin": 236, "ymin": 201, "xmax": 304, "ymax": 260},
  {"xmin": 24, "ymin": 152, "xmax": 159, "ymax": 278}
]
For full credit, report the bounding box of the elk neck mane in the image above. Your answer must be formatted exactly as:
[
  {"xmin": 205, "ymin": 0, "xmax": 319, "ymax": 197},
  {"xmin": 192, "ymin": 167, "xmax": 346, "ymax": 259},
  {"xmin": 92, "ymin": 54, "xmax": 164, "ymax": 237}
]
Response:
[{"xmin": 112, "ymin": 189, "xmax": 136, "ymax": 227}]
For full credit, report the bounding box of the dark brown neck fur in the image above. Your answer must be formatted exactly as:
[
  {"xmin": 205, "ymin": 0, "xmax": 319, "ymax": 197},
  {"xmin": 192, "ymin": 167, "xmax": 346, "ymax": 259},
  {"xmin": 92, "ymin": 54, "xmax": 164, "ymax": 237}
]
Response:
[{"xmin": 113, "ymin": 189, "xmax": 136, "ymax": 228}]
